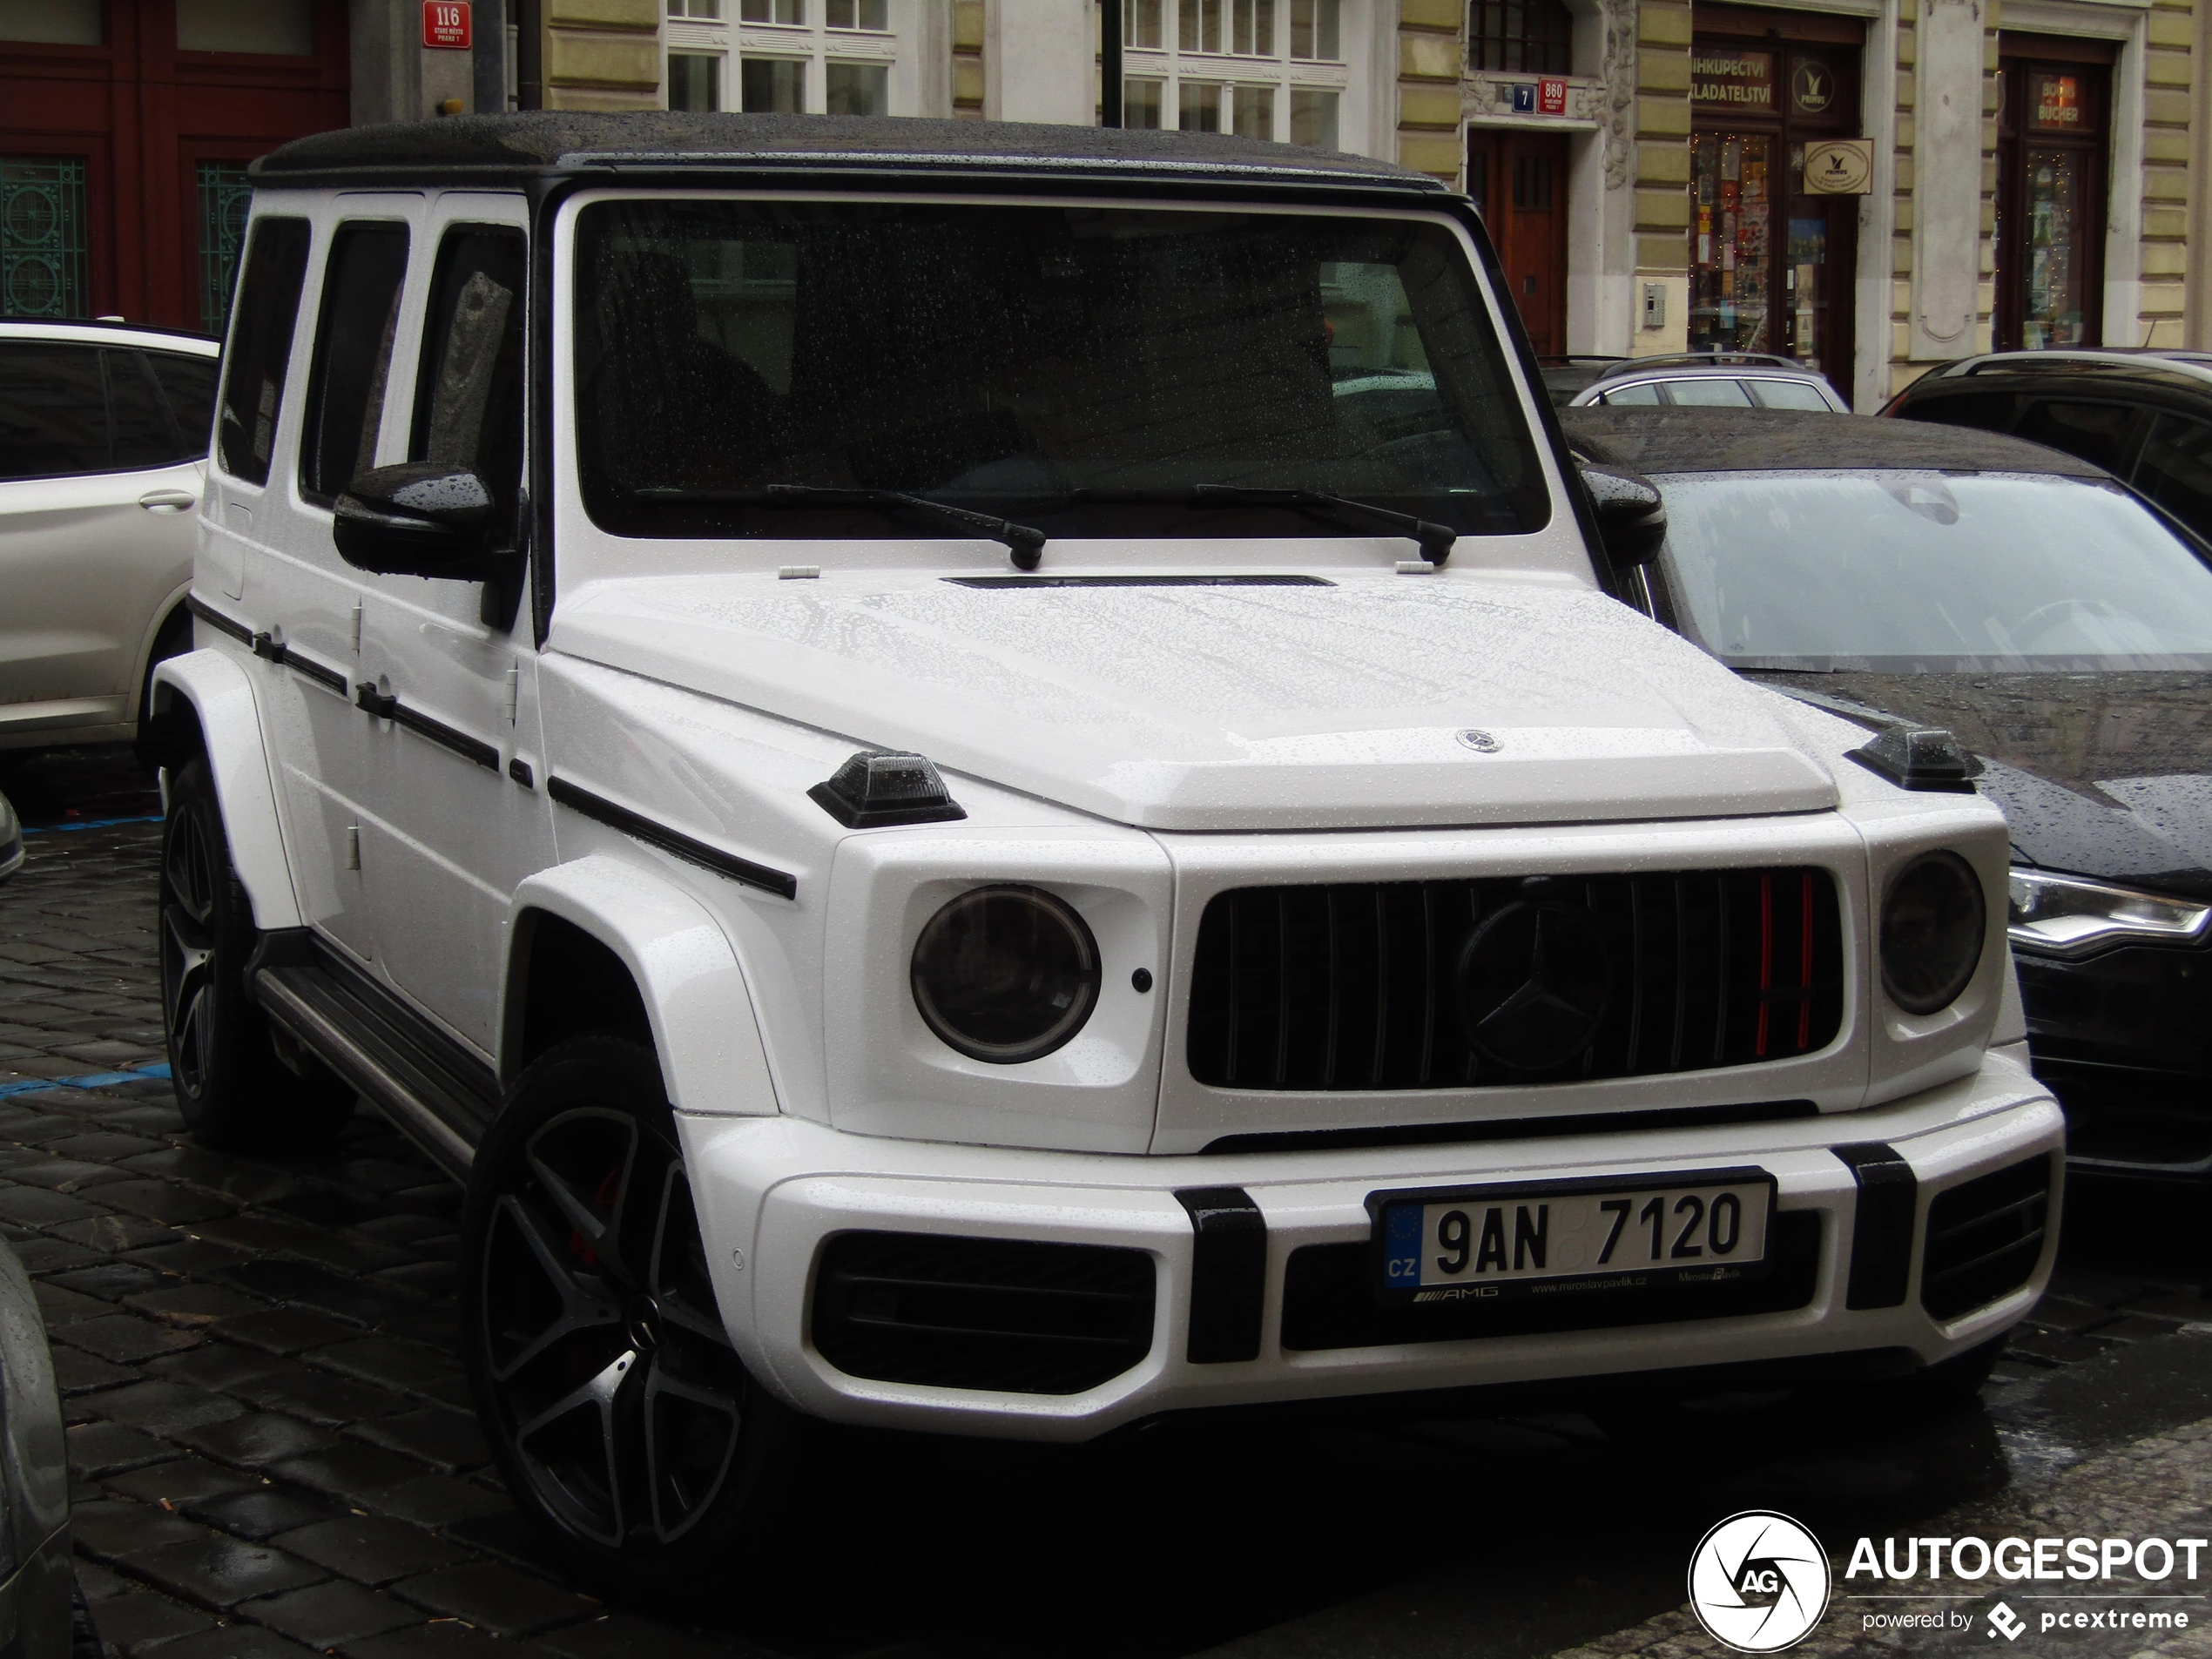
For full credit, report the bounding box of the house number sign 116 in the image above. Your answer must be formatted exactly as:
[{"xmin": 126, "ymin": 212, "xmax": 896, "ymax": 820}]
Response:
[{"xmin": 424, "ymin": 2, "xmax": 472, "ymax": 48}]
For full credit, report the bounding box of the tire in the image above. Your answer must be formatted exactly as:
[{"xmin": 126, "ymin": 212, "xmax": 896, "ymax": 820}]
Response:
[
  {"xmin": 133, "ymin": 606, "xmax": 193, "ymax": 765},
  {"xmin": 461, "ymin": 1035, "xmax": 800, "ymax": 1602},
  {"xmin": 159, "ymin": 757, "xmax": 354, "ymax": 1148}
]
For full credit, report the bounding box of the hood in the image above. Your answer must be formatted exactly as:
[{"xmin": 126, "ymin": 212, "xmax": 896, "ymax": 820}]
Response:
[
  {"xmin": 554, "ymin": 574, "xmax": 1838, "ymax": 833},
  {"xmin": 1748, "ymin": 671, "xmax": 2212, "ymax": 901}
]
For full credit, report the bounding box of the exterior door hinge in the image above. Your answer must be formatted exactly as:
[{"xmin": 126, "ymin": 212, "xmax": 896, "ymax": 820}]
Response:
[{"xmin": 504, "ymin": 664, "xmax": 520, "ymax": 726}]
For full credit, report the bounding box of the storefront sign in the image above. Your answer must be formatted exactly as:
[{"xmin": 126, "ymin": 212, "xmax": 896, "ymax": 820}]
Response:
[
  {"xmin": 1693, "ymin": 49, "xmax": 1776, "ymax": 110},
  {"xmin": 1539, "ymin": 77, "xmax": 1568, "ymax": 114},
  {"xmin": 1803, "ymin": 138, "xmax": 1872, "ymax": 193},
  {"xmin": 2030, "ymin": 72, "xmax": 2082, "ymax": 130},
  {"xmin": 1791, "ymin": 58, "xmax": 1835, "ymax": 115},
  {"xmin": 422, "ymin": 1, "xmax": 471, "ymax": 48}
]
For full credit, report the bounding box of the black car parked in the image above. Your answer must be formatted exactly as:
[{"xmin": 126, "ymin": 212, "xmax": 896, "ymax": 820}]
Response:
[
  {"xmin": 1566, "ymin": 405, "xmax": 2212, "ymax": 1181},
  {"xmin": 1884, "ymin": 349, "xmax": 2212, "ymax": 546}
]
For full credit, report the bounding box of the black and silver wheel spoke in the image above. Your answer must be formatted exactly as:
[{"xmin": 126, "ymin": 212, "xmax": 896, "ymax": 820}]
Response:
[
  {"xmin": 159, "ymin": 813, "xmax": 219, "ymax": 1096},
  {"xmin": 513, "ymin": 1347, "xmax": 642, "ymax": 1548},
  {"xmin": 485, "ymin": 1194, "xmax": 624, "ymax": 1383}
]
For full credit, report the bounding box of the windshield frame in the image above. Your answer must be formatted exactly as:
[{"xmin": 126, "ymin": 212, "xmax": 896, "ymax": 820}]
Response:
[
  {"xmin": 1646, "ymin": 464, "xmax": 2212, "ymax": 674},
  {"xmin": 547, "ymin": 185, "xmax": 1583, "ymax": 589}
]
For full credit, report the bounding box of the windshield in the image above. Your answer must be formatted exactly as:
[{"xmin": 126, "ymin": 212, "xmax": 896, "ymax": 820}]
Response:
[
  {"xmin": 571, "ymin": 199, "xmax": 1546, "ymax": 541},
  {"xmin": 1656, "ymin": 469, "xmax": 2212, "ymax": 671}
]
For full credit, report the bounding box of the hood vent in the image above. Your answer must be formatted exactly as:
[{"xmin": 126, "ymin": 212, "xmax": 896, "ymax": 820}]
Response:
[{"xmin": 809, "ymin": 750, "xmax": 968, "ymax": 828}]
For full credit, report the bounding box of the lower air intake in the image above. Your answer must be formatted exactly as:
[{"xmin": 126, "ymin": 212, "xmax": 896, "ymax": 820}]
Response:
[
  {"xmin": 813, "ymin": 1231, "xmax": 1156, "ymax": 1395},
  {"xmin": 1919, "ymin": 1156, "xmax": 2053, "ymax": 1321}
]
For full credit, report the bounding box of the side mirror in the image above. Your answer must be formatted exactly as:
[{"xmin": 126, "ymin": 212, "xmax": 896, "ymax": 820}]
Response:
[
  {"xmin": 333, "ymin": 463, "xmax": 505, "ymax": 578},
  {"xmin": 1578, "ymin": 461, "xmax": 1668, "ymax": 568}
]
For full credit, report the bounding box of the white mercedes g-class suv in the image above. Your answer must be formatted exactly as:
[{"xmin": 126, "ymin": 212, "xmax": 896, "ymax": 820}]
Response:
[{"xmin": 151, "ymin": 113, "xmax": 2060, "ymax": 1595}]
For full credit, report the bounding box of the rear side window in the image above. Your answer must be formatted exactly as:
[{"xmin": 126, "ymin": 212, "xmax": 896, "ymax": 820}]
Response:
[
  {"xmin": 1595, "ymin": 381, "xmax": 1662, "ymax": 406},
  {"xmin": 105, "ymin": 348, "xmax": 179, "ymax": 470},
  {"xmin": 216, "ymin": 216, "xmax": 313, "ymax": 486},
  {"xmin": 2133, "ymin": 414, "xmax": 2212, "ymax": 538},
  {"xmin": 0, "ymin": 343, "xmax": 109, "ymax": 480},
  {"xmin": 2013, "ymin": 399, "xmax": 2142, "ymax": 476},
  {"xmin": 148, "ymin": 351, "xmax": 220, "ymax": 456},
  {"xmin": 1749, "ymin": 379, "xmax": 1832, "ymax": 411},
  {"xmin": 409, "ymin": 226, "xmax": 526, "ymax": 517},
  {"xmin": 301, "ymin": 223, "xmax": 411, "ymax": 502},
  {"xmin": 1667, "ymin": 378, "xmax": 1755, "ymax": 408},
  {"xmin": 1897, "ymin": 392, "xmax": 2016, "ymax": 433}
]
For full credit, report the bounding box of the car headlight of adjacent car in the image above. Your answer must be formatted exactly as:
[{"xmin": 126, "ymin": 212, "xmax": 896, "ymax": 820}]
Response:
[
  {"xmin": 2007, "ymin": 869, "xmax": 2212, "ymax": 960},
  {"xmin": 1880, "ymin": 851, "xmax": 1987, "ymax": 1015},
  {"xmin": 910, "ymin": 885, "xmax": 1102, "ymax": 1063}
]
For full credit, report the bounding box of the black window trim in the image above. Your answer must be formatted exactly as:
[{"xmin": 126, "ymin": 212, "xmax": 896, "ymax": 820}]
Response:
[{"xmin": 212, "ymin": 214, "xmax": 315, "ymax": 489}]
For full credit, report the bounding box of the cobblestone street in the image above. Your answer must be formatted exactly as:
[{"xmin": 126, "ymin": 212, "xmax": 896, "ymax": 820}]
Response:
[{"xmin": 4, "ymin": 748, "xmax": 2211, "ymax": 1659}]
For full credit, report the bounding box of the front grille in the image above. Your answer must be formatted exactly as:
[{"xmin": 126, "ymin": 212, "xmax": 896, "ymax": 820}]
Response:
[
  {"xmin": 1281, "ymin": 1210, "xmax": 1823, "ymax": 1351},
  {"xmin": 1920, "ymin": 1156, "xmax": 2052, "ymax": 1321},
  {"xmin": 1187, "ymin": 869, "xmax": 1844, "ymax": 1091},
  {"xmin": 812, "ymin": 1231, "xmax": 1156, "ymax": 1395}
]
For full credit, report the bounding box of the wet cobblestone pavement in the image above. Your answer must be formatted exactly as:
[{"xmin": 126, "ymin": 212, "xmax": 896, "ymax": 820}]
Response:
[{"xmin": 4, "ymin": 749, "xmax": 2210, "ymax": 1659}]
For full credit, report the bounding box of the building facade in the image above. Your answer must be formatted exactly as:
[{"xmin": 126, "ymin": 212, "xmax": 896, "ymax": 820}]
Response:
[{"xmin": 3, "ymin": 0, "xmax": 2208, "ymax": 401}]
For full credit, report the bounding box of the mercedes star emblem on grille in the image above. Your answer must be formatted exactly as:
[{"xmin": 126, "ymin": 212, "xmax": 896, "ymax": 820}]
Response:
[{"xmin": 1457, "ymin": 901, "xmax": 1613, "ymax": 1070}]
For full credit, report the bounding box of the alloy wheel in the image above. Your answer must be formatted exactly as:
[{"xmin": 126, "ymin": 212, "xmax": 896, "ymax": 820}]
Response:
[
  {"xmin": 479, "ymin": 1107, "xmax": 745, "ymax": 1549},
  {"xmin": 160, "ymin": 808, "xmax": 219, "ymax": 1096}
]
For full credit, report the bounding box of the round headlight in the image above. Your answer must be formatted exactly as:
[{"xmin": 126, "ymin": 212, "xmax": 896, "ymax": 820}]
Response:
[
  {"xmin": 911, "ymin": 886, "xmax": 1101, "ymax": 1063},
  {"xmin": 1880, "ymin": 852, "xmax": 1986, "ymax": 1015}
]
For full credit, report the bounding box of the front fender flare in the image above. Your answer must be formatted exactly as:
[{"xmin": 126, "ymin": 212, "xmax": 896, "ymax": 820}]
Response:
[
  {"xmin": 151, "ymin": 649, "xmax": 301, "ymax": 933},
  {"xmin": 504, "ymin": 856, "xmax": 779, "ymax": 1117}
]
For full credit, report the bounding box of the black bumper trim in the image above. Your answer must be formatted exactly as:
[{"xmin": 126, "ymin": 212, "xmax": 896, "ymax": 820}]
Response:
[
  {"xmin": 1833, "ymin": 1141, "xmax": 1917, "ymax": 1310},
  {"xmin": 1177, "ymin": 1185, "xmax": 1266, "ymax": 1364}
]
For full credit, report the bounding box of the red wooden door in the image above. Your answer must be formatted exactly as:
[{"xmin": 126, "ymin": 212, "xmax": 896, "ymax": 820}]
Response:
[
  {"xmin": 1, "ymin": 0, "xmax": 349, "ymax": 332},
  {"xmin": 1467, "ymin": 129, "xmax": 1570, "ymax": 354}
]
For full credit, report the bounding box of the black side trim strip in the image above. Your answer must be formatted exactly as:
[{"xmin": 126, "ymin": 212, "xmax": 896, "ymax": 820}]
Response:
[
  {"xmin": 1204, "ymin": 1099, "xmax": 1820, "ymax": 1155},
  {"xmin": 947, "ymin": 574, "xmax": 1334, "ymax": 589},
  {"xmin": 1177, "ymin": 1186, "xmax": 1267, "ymax": 1364},
  {"xmin": 547, "ymin": 776, "xmax": 799, "ymax": 900},
  {"xmin": 1833, "ymin": 1141, "xmax": 1918, "ymax": 1311},
  {"xmin": 356, "ymin": 683, "xmax": 501, "ymax": 772},
  {"xmin": 509, "ymin": 758, "xmax": 535, "ymax": 788},
  {"xmin": 186, "ymin": 593, "xmax": 254, "ymax": 646},
  {"xmin": 247, "ymin": 628, "xmax": 349, "ymax": 695}
]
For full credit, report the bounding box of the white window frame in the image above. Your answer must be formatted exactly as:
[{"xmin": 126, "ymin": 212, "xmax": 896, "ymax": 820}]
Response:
[
  {"xmin": 1110, "ymin": 0, "xmax": 1369, "ymax": 152},
  {"xmin": 663, "ymin": 0, "xmax": 915, "ymax": 116}
]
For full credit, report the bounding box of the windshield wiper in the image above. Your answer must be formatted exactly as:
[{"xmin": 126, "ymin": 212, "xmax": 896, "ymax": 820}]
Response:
[
  {"xmin": 1186, "ymin": 484, "xmax": 1457, "ymax": 565},
  {"xmin": 760, "ymin": 483, "xmax": 1045, "ymax": 570}
]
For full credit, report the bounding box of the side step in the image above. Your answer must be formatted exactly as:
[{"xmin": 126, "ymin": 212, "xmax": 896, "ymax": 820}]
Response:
[{"xmin": 248, "ymin": 931, "xmax": 496, "ymax": 1182}]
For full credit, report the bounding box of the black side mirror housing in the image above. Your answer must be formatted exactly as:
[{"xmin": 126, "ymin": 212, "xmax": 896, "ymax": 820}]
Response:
[
  {"xmin": 1578, "ymin": 461, "xmax": 1669, "ymax": 568},
  {"xmin": 334, "ymin": 463, "xmax": 507, "ymax": 579}
]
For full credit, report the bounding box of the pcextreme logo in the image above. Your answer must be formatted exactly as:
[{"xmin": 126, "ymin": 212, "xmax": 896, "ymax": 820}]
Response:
[{"xmin": 1689, "ymin": 1511, "xmax": 1834, "ymax": 1653}]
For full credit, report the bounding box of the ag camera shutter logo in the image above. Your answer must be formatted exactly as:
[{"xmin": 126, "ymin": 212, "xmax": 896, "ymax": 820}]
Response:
[{"xmin": 1689, "ymin": 1511, "xmax": 1833, "ymax": 1652}]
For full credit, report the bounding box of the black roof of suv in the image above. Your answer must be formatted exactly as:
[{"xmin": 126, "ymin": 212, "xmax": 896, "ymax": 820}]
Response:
[{"xmin": 252, "ymin": 111, "xmax": 1447, "ymax": 193}]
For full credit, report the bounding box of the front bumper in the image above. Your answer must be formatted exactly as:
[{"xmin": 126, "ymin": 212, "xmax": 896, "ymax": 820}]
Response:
[{"xmin": 678, "ymin": 1051, "xmax": 2063, "ymax": 1440}]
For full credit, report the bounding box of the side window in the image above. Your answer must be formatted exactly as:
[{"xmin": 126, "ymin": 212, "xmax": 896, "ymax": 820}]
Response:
[
  {"xmin": 1667, "ymin": 378, "xmax": 1756, "ymax": 408},
  {"xmin": 1897, "ymin": 393, "xmax": 2017, "ymax": 433},
  {"xmin": 2012, "ymin": 399, "xmax": 2142, "ymax": 476},
  {"xmin": 410, "ymin": 227, "xmax": 526, "ymax": 517},
  {"xmin": 105, "ymin": 349, "xmax": 179, "ymax": 470},
  {"xmin": 147, "ymin": 352, "xmax": 221, "ymax": 457},
  {"xmin": 215, "ymin": 216, "xmax": 313, "ymax": 486},
  {"xmin": 2131, "ymin": 414, "xmax": 2212, "ymax": 538},
  {"xmin": 0, "ymin": 344, "xmax": 111, "ymax": 480},
  {"xmin": 1596, "ymin": 381, "xmax": 1663, "ymax": 406},
  {"xmin": 1749, "ymin": 379, "xmax": 1832, "ymax": 411},
  {"xmin": 300, "ymin": 223, "xmax": 411, "ymax": 502}
]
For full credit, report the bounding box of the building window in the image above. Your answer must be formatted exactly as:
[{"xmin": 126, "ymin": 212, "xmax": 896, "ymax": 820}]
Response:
[
  {"xmin": 1115, "ymin": 0, "xmax": 1350, "ymax": 148},
  {"xmin": 195, "ymin": 161, "xmax": 253, "ymax": 335},
  {"xmin": 670, "ymin": 0, "xmax": 901, "ymax": 113},
  {"xmin": 176, "ymin": 0, "xmax": 315, "ymax": 55},
  {"xmin": 1469, "ymin": 0, "xmax": 1572, "ymax": 75},
  {"xmin": 1, "ymin": 157, "xmax": 90, "ymax": 320}
]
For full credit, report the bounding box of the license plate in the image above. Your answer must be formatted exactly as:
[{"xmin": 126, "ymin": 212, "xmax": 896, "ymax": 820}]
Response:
[{"xmin": 1374, "ymin": 1168, "xmax": 1775, "ymax": 1304}]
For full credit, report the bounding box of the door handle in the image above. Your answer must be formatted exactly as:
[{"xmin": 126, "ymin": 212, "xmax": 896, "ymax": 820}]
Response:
[{"xmin": 138, "ymin": 489, "xmax": 198, "ymax": 513}]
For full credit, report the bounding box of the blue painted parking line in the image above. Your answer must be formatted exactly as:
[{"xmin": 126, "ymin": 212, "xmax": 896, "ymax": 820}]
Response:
[
  {"xmin": 21, "ymin": 814, "xmax": 165, "ymax": 834},
  {"xmin": 0, "ymin": 1062, "xmax": 173, "ymax": 1099}
]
